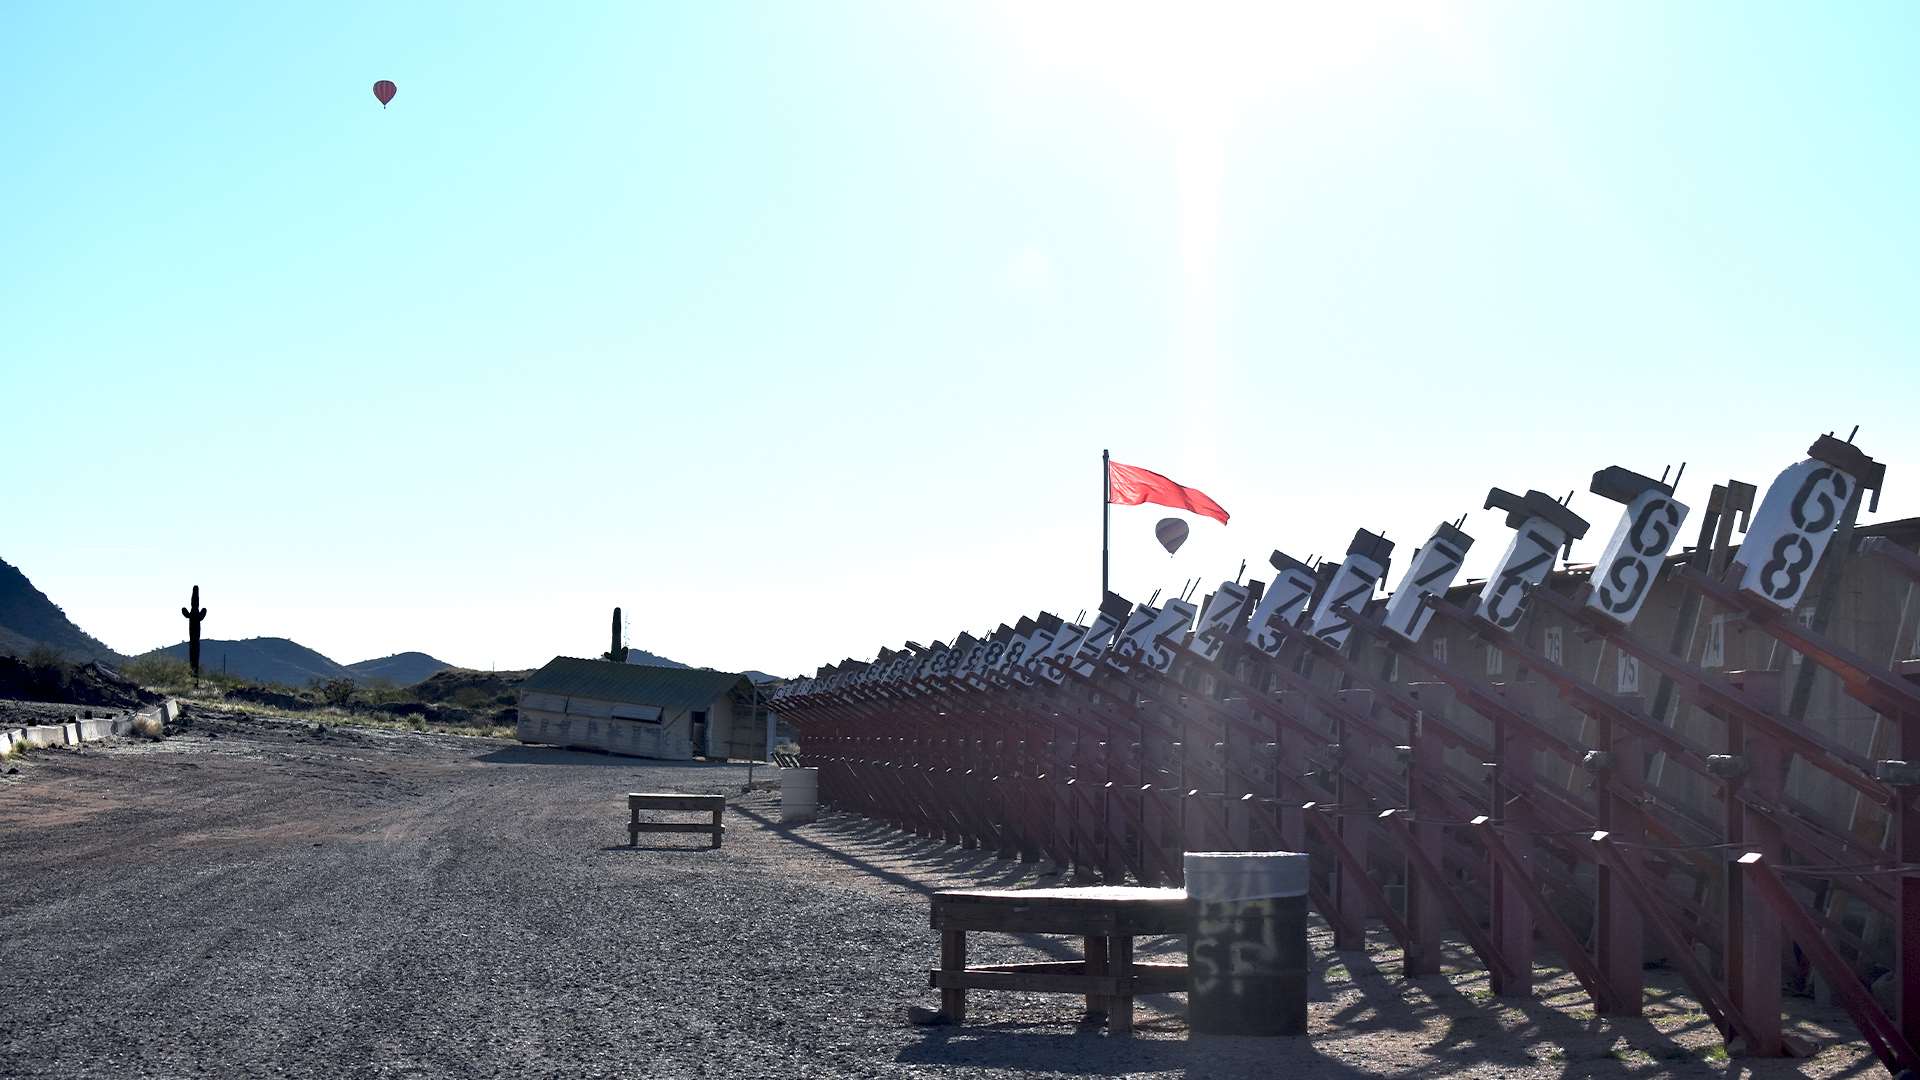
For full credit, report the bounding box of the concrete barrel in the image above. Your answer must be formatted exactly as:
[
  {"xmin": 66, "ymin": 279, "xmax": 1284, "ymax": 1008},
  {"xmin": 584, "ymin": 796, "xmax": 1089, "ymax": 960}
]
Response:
[
  {"xmin": 1184, "ymin": 851, "xmax": 1309, "ymax": 1037},
  {"xmin": 780, "ymin": 767, "xmax": 819, "ymax": 824}
]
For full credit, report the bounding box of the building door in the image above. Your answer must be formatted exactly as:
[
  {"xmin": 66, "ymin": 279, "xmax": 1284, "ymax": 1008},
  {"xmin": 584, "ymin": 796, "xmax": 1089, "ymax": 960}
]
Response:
[{"xmin": 690, "ymin": 710, "xmax": 708, "ymax": 757}]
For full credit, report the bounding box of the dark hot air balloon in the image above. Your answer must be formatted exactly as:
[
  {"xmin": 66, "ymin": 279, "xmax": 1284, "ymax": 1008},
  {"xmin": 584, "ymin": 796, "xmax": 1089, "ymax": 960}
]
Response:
[
  {"xmin": 373, "ymin": 80, "xmax": 397, "ymax": 108},
  {"xmin": 1154, "ymin": 517, "xmax": 1189, "ymax": 555}
]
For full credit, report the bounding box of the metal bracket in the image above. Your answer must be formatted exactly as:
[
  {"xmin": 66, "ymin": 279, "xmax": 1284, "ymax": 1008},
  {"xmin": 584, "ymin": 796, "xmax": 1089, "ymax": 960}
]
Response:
[
  {"xmin": 1873, "ymin": 759, "xmax": 1920, "ymax": 786},
  {"xmin": 1706, "ymin": 754, "xmax": 1749, "ymax": 779}
]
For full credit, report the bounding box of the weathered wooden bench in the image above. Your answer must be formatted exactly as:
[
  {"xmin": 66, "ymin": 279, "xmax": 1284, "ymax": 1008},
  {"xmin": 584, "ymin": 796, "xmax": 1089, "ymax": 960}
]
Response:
[
  {"xmin": 626, "ymin": 792, "xmax": 725, "ymax": 849},
  {"xmin": 928, "ymin": 885, "xmax": 1189, "ymax": 1034}
]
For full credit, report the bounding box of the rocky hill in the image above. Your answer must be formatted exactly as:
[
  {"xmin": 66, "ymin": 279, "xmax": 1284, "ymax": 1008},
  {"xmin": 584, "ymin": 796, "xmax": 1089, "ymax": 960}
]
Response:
[
  {"xmin": 346, "ymin": 652, "xmax": 454, "ymax": 686},
  {"xmin": 144, "ymin": 637, "xmax": 351, "ymax": 688},
  {"xmin": 622, "ymin": 649, "xmax": 686, "ymax": 668},
  {"xmin": 0, "ymin": 558, "xmax": 122, "ymax": 663}
]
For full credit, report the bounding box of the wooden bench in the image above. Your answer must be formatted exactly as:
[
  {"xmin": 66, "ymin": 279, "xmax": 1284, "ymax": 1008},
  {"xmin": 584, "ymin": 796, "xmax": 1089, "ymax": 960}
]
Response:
[
  {"xmin": 929, "ymin": 885, "xmax": 1189, "ymax": 1034},
  {"xmin": 626, "ymin": 792, "xmax": 725, "ymax": 849}
]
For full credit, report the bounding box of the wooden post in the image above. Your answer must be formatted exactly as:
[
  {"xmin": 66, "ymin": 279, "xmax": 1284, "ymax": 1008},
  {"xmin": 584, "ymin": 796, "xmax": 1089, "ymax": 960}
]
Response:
[
  {"xmin": 1903, "ymin": 708, "xmax": 1920, "ymax": 1056},
  {"xmin": 1084, "ymin": 935, "xmax": 1110, "ymax": 1019},
  {"xmin": 1490, "ymin": 703, "xmax": 1535, "ymax": 997},
  {"xmin": 1594, "ymin": 712, "xmax": 1643, "ymax": 1015},
  {"xmin": 940, "ymin": 929, "xmax": 968, "ymax": 1021},
  {"xmin": 1334, "ymin": 689, "xmax": 1373, "ymax": 952},
  {"xmin": 1725, "ymin": 669, "xmax": 1786, "ymax": 1054},
  {"xmin": 1110, "ymin": 933, "xmax": 1136, "ymax": 1034},
  {"xmin": 1404, "ymin": 689, "xmax": 1448, "ymax": 977}
]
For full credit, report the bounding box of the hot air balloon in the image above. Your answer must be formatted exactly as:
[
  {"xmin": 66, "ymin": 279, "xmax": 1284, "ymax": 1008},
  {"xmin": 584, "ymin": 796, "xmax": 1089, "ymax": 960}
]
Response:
[
  {"xmin": 1154, "ymin": 517, "xmax": 1189, "ymax": 556},
  {"xmin": 373, "ymin": 80, "xmax": 397, "ymax": 108}
]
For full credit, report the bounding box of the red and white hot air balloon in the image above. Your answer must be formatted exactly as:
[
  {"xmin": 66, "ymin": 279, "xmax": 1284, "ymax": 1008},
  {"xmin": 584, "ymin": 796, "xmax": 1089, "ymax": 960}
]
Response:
[{"xmin": 372, "ymin": 80, "xmax": 397, "ymax": 108}]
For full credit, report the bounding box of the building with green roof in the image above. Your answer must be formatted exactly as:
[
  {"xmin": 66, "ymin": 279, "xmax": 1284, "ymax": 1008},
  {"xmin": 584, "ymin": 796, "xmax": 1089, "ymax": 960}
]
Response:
[{"xmin": 515, "ymin": 657, "xmax": 767, "ymax": 761}]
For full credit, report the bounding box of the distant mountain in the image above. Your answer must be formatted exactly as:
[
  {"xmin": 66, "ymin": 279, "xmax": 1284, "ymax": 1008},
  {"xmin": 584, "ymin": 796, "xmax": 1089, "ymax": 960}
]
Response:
[
  {"xmin": 0, "ymin": 558, "xmax": 122, "ymax": 663},
  {"xmin": 622, "ymin": 648, "xmax": 686, "ymax": 668},
  {"xmin": 346, "ymin": 651, "xmax": 454, "ymax": 686},
  {"xmin": 145, "ymin": 637, "xmax": 351, "ymax": 688}
]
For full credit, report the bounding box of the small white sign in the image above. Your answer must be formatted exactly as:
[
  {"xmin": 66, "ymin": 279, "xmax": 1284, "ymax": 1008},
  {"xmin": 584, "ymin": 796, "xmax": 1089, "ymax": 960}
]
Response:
[
  {"xmin": 1617, "ymin": 651, "xmax": 1641, "ymax": 694},
  {"xmin": 1543, "ymin": 625, "xmax": 1564, "ymax": 666},
  {"xmin": 1701, "ymin": 615, "xmax": 1726, "ymax": 668},
  {"xmin": 1485, "ymin": 644, "xmax": 1504, "ymax": 676}
]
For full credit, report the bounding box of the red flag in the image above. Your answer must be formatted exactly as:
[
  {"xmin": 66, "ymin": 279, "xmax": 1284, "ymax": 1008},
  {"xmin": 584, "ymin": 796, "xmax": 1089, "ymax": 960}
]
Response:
[{"xmin": 1107, "ymin": 460, "xmax": 1229, "ymax": 524}]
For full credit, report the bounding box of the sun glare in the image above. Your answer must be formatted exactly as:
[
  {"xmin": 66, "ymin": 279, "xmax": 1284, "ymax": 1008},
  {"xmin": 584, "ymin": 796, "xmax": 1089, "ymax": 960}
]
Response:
[{"xmin": 997, "ymin": 1, "xmax": 1450, "ymax": 128}]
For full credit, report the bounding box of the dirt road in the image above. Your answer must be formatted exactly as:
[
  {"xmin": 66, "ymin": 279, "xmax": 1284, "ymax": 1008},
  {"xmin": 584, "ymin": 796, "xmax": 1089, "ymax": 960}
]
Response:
[{"xmin": 0, "ymin": 707, "xmax": 1876, "ymax": 1079}]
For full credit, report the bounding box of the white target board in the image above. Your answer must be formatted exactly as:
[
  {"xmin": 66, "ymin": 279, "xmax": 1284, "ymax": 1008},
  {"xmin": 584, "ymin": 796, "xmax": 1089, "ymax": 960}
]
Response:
[
  {"xmin": 1191, "ymin": 583, "xmax": 1250, "ymax": 662},
  {"xmin": 1003, "ymin": 625, "xmax": 1044, "ymax": 684},
  {"xmin": 1587, "ymin": 490, "xmax": 1688, "ymax": 625},
  {"xmin": 1477, "ymin": 520, "xmax": 1569, "ymax": 632},
  {"xmin": 1246, "ymin": 566, "xmax": 1317, "ymax": 657},
  {"xmin": 1139, "ymin": 599, "xmax": 1199, "ymax": 674},
  {"xmin": 1107, "ymin": 606, "xmax": 1161, "ymax": 672},
  {"xmin": 927, "ymin": 646, "xmax": 957, "ymax": 680},
  {"xmin": 1381, "ymin": 524, "xmax": 1473, "ymax": 643},
  {"xmin": 1307, "ymin": 553, "xmax": 1388, "ymax": 649},
  {"xmin": 1038, "ymin": 623, "xmax": 1085, "ymax": 683},
  {"xmin": 978, "ymin": 634, "xmax": 1010, "ymax": 676},
  {"xmin": 1739, "ymin": 458, "xmax": 1857, "ymax": 611},
  {"xmin": 1070, "ymin": 609, "xmax": 1126, "ymax": 677}
]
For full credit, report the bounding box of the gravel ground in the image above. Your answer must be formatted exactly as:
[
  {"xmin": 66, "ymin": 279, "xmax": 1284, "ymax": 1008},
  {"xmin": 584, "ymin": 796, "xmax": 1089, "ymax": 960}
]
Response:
[{"xmin": 0, "ymin": 706, "xmax": 1879, "ymax": 1079}]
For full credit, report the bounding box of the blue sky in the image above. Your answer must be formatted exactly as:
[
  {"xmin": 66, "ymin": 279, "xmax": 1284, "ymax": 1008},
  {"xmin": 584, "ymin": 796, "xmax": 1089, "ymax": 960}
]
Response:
[{"xmin": 3, "ymin": 2, "xmax": 1915, "ymax": 675}]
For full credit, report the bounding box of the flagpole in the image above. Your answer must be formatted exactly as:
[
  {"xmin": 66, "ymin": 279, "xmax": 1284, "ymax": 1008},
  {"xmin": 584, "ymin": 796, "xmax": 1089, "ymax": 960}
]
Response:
[{"xmin": 1101, "ymin": 448, "xmax": 1110, "ymax": 599}]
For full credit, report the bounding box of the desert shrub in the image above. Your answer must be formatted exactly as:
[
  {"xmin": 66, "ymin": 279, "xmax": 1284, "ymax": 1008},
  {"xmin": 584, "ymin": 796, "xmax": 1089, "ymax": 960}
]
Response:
[
  {"xmin": 24, "ymin": 644, "xmax": 63, "ymax": 669},
  {"xmin": 452, "ymin": 687, "xmax": 492, "ymax": 710},
  {"xmin": 123, "ymin": 655, "xmax": 192, "ymax": 688},
  {"xmin": 129, "ymin": 710, "xmax": 166, "ymax": 740},
  {"xmin": 317, "ymin": 678, "xmax": 357, "ymax": 708}
]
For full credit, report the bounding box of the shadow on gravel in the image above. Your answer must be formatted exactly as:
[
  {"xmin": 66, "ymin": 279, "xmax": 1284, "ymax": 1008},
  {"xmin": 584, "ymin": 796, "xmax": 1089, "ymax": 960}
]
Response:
[
  {"xmin": 896, "ymin": 1025, "xmax": 1375, "ymax": 1078},
  {"xmin": 735, "ymin": 804, "xmax": 1031, "ymax": 897},
  {"xmin": 475, "ymin": 746, "xmax": 744, "ymax": 769},
  {"xmin": 738, "ymin": 805, "xmax": 1133, "ymax": 973}
]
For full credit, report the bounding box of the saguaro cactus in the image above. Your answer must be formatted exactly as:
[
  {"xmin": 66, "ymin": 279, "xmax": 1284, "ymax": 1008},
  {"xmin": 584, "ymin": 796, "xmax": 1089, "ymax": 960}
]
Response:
[
  {"xmin": 605, "ymin": 606, "xmax": 629, "ymax": 663},
  {"xmin": 181, "ymin": 585, "xmax": 209, "ymax": 679}
]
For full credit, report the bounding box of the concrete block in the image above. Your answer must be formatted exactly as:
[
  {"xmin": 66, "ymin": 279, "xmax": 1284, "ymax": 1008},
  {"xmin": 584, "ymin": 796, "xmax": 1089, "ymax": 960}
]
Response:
[{"xmin": 21, "ymin": 726, "xmax": 62, "ymax": 749}]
